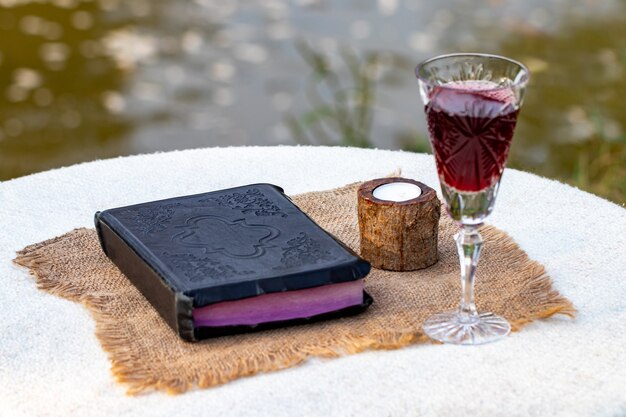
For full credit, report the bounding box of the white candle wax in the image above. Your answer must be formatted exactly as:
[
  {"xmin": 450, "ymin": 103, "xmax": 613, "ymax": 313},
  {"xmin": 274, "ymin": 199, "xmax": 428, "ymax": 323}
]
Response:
[{"xmin": 372, "ymin": 182, "xmax": 422, "ymax": 202}]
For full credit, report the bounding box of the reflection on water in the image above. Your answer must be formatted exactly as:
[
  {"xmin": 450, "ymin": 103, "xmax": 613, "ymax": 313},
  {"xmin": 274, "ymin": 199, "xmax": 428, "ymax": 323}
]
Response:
[
  {"xmin": 0, "ymin": 0, "xmax": 624, "ymax": 204},
  {"xmin": 0, "ymin": 0, "xmax": 131, "ymax": 178},
  {"xmin": 499, "ymin": 12, "xmax": 626, "ymax": 203},
  {"xmin": 286, "ymin": 41, "xmax": 424, "ymax": 151}
]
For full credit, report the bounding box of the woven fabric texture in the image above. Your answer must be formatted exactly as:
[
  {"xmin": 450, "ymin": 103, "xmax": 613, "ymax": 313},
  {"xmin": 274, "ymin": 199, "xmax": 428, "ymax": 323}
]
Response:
[{"xmin": 14, "ymin": 182, "xmax": 574, "ymax": 395}]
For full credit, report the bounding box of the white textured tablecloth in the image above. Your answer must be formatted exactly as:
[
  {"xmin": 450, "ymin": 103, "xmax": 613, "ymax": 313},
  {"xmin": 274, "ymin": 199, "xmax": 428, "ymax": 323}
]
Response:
[{"xmin": 1, "ymin": 146, "xmax": 625, "ymax": 417}]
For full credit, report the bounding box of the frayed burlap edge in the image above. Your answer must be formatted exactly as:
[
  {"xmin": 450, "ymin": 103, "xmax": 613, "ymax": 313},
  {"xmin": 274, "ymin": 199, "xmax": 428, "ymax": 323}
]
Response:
[
  {"xmin": 15, "ymin": 234, "xmax": 428, "ymax": 395},
  {"xmin": 476, "ymin": 225, "xmax": 576, "ymax": 330},
  {"xmin": 13, "ymin": 211, "xmax": 575, "ymax": 396}
]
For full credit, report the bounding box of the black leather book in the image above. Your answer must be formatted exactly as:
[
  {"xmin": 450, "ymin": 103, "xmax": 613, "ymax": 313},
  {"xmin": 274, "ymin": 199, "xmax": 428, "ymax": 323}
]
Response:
[{"xmin": 95, "ymin": 184, "xmax": 372, "ymax": 342}]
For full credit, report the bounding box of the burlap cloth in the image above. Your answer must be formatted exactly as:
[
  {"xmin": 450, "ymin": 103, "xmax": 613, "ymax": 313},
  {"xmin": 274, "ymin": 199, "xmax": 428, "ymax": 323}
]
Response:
[{"xmin": 14, "ymin": 183, "xmax": 575, "ymax": 395}]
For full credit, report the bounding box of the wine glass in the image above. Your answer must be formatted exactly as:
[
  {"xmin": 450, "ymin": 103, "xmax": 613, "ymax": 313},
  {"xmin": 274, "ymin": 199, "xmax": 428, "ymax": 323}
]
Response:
[{"xmin": 415, "ymin": 53, "xmax": 529, "ymax": 345}]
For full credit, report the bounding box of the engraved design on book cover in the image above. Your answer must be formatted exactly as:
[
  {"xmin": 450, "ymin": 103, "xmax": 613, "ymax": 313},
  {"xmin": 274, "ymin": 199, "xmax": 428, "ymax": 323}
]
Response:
[
  {"xmin": 275, "ymin": 232, "xmax": 336, "ymax": 270},
  {"xmin": 162, "ymin": 252, "xmax": 254, "ymax": 282},
  {"xmin": 172, "ymin": 215, "xmax": 280, "ymax": 259},
  {"xmin": 199, "ymin": 188, "xmax": 287, "ymax": 217},
  {"xmin": 116, "ymin": 203, "xmax": 181, "ymax": 235}
]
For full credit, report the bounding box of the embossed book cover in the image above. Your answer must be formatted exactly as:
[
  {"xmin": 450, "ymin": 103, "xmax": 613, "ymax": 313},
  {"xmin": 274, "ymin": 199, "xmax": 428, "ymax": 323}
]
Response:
[{"xmin": 95, "ymin": 184, "xmax": 372, "ymax": 341}]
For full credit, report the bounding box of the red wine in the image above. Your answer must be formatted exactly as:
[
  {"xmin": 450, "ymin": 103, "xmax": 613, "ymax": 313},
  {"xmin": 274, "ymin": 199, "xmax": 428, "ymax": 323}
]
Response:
[{"xmin": 425, "ymin": 81, "xmax": 519, "ymax": 192}]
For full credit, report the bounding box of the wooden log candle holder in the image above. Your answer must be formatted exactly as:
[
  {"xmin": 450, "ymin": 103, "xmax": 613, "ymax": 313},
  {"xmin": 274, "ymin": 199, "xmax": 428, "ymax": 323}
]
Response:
[{"xmin": 357, "ymin": 178, "xmax": 441, "ymax": 271}]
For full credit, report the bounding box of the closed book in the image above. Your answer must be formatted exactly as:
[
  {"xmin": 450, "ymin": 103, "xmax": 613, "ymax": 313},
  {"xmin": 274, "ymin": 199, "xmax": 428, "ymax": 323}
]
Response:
[{"xmin": 95, "ymin": 184, "xmax": 372, "ymax": 342}]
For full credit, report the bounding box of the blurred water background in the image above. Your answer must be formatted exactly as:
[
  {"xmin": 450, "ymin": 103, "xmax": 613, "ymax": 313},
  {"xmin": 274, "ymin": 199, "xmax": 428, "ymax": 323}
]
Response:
[{"xmin": 0, "ymin": 0, "xmax": 624, "ymax": 204}]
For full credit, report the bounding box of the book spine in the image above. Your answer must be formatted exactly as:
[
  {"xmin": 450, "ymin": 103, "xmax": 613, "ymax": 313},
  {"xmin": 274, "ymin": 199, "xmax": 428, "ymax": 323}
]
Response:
[{"xmin": 95, "ymin": 213, "xmax": 196, "ymax": 342}]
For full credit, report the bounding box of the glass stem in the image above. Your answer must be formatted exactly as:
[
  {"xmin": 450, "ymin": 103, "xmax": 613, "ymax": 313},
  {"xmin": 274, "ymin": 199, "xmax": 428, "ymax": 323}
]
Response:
[{"xmin": 455, "ymin": 225, "xmax": 483, "ymax": 323}]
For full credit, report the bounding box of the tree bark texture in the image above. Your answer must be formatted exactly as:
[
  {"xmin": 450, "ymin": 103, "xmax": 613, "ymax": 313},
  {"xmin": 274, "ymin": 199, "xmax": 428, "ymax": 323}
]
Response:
[{"xmin": 358, "ymin": 178, "xmax": 440, "ymax": 271}]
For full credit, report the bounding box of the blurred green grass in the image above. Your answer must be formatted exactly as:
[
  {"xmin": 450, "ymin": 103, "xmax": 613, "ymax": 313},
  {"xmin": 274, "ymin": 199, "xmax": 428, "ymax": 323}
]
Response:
[
  {"xmin": 289, "ymin": 37, "xmax": 626, "ymax": 205},
  {"xmin": 1, "ymin": 1, "xmax": 624, "ymax": 206}
]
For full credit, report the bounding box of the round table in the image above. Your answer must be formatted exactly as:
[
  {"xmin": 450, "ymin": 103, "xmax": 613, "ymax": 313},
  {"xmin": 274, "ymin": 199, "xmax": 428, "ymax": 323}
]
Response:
[{"xmin": 1, "ymin": 146, "xmax": 625, "ymax": 417}]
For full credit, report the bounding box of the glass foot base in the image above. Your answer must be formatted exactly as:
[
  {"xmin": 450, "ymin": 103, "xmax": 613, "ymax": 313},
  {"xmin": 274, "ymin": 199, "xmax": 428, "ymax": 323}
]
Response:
[{"xmin": 422, "ymin": 311, "xmax": 511, "ymax": 345}]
